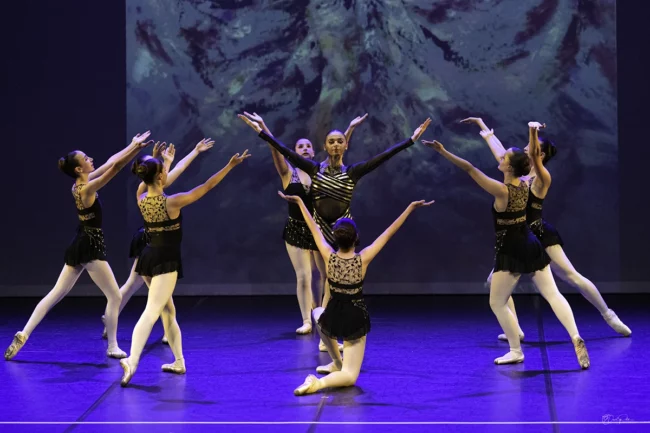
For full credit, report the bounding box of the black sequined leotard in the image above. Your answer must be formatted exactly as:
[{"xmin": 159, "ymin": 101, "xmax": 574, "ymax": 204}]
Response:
[
  {"xmin": 493, "ymin": 182, "xmax": 550, "ymax": 274},
  {"xmin": 259, "ymin": 131, "xmax": 414, "ymax": 247},
  {"xmin": 526, "ymin": 177, "xmax": 563, "ymax": 248},
  {"xmin": 282, "ymin": 167, "xmax": 318, "ymax": 251},
  {"xmin": 134, "ymin": 194, "xmax": 184, "ymax": 279},
  {"xmin": 64, "ymin": 184, "xmax": 107, "ymax": 266},
  {"xmin": 317, "ymin": 253, "xmax": 370, "ymax": 341}
]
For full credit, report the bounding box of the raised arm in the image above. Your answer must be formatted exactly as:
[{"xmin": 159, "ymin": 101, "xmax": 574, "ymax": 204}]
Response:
[
  {"xmin": 85, "ymin": 131, "xmax": 152, "ymax": 197},
  {"xmin": 165, "ymin": 138, "xmax": 214, "ymax": 187},
  {"xmin": 423, "ymin": 140, "xmax": 508, "ymax": 200},
  {"xmin": 238, "ymin": 114, "xmax": 319, "ymax": 176},
  {"xmin": 527, "ymin": 122, "xmax": 551, "ymax": 191},
  {"xmin": 242, "ymin": 112, "xmax": 291, "ymax": 180},
  {"xmin": 343, "ymin": 113, "xmax": 368, "ymax": 146},
  {"xmin": 88, "ymin": 143, "xmax": 139, "ymax": 181},
  {"xmin": 166, "ymin": 150, "xmax": 251, "ymax": 211},
  {"xmin": 347, "ymin": 118, "xmax": 431, "ymax": 182},
  {"xmin": 461, "ymin": 117, "xmax": 506, "ymax": 162},
  {"xmin": 360, "ymin": 200, "xmax": 434, "ymax": 265},
  {"xmin": 278, "ymin": 192, "xmax": 335, "ymax": 261}
]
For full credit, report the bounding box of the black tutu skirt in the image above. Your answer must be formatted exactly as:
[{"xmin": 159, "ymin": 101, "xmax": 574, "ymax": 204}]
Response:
[
  {"xmin": 64, "ymin": 226, "xmax": 107, "ymax": 266},
  {"xmin": 530, "ymin": 219, "xmax": 564, "ymax": 248},
  {"xmin": 129, "ymin": 227, "xmax": 148, "ymax": 258},
  {"xmin": 135, "ymin": 244, "xmax": 183, "ymax": 279},
  {"xmin": 494, "ymin": 224, "xmax": 551, "ymax": 274},
  {"xmin": 282, "ymin": 217, "xmax": 318, "ymax": 251},
  {"xmin": 318, "ymin": 292, "xmax": 370, "ymax": 341}
]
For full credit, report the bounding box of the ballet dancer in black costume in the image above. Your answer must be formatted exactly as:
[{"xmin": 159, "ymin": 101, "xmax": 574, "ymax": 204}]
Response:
[{"xmin": 5, "ymin": 132, "xmax": 152, "ymax": 361}]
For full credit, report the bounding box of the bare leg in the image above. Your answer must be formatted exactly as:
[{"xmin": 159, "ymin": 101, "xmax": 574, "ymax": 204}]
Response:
[
  {"xmin": 285, "ymin": 243, "xmax": 314, "ymax": 334},
  {"xmin": 5, "ymin": 265, "xmax": 84, "ymax": 360},
  {"xmin": 547, "ymin": 245, "xmax": 630, "ymax": 336},
  {"xmin": 85, "ymin": 260, "xmax": 125, "ymax": 358},
  {"xmin": 490, "ymin": 271, "xmax": 524, "ymax": 364}
]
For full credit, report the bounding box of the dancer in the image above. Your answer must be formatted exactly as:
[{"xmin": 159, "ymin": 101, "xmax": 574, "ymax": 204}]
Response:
[
  {"xmin": 101, "ymin": 138, "xmax": 214, "ymax": 342},
  {"xmin": 4, "ymin": 132, "xmax": 152, "ymax": 361},
  {"xmin": 461, "ymin": 117, "xmax": 631, "ymax": 339},
  {"xmin": 239, "ymin": 114, "xmax": 429, "ymax": 351},
  {"xmin": 119, "ymin": 149, "xmax": 251, "ymax": 386},
  {"xmin": 279, "ymin": 191, "xmax": 433, "ymax": 395},
  {"xmin": 240, "ymin": 112, "xmax": 366, "ymax": 336},
  {"xmin": 422, "ymin": 138, "xmax": 590, "ymax": 368}
]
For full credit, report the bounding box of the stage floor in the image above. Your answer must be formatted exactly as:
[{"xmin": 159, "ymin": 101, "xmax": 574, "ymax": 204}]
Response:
[{"xmin": 0, "ymin": 294, "xmax": 647, "ymax": 432}]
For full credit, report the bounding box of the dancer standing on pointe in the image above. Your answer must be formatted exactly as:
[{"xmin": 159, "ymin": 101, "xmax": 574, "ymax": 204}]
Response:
[
  {"xmin": 422, "ymin": 138, "xmax": 590, "ymax": 368},
  {"xmin": 238, "ymin": 114, "xmax": 430, "ymax": 350},
  {"xmin": 119, "ymin": 148, "xmax": 250, "ymax": 386},
  {"xmin": 4, "ymin": 132, "xmax": 153, "ymax": 361},
  {"xmin": 101, "ymin": 138, "xmax": 215, "ymax": 342},
  {"xmin": 239, "ymin": 112, "xmax": 366, "ymax": 335},
  {"xmin": 278, "ymin": 191, "xmax": 433, "ymax": 395},
  {"xmin": 461, "ymin": 117, "xmax": 631, "ymax": 339}
]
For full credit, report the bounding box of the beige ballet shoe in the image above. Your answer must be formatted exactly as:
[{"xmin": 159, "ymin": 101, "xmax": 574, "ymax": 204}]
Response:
[
  {"xmin": 294, "ymin": 374, "xmax": 320, "ymax": 396},
  {"xmin": 316, "ymin": 361, "xmax": 342, "ymax": 374},
  {"xmin": 162, "ymin": 358, "xmax": 186, "ymax": 374},
  {"xmin": 602, "ymin": 309, "xmax": 632, "ymax": 337},
  {"xmin": 319, "ymin": 340, "xmax": 344, "ymax": 352},
  {"xmin": 494, "ymin": 349, "xmax": 525, "ymax": 365},
  {"xmin": 120, "ymin": 358, "xmax": 135, "ymax": 387},
  {"xmin": 498, "ymin": 333, "xmax": 525, "ymax": 342},
  {"xmin": 572, "ymin": 336, "xmax": 590, "ymax": 369},
  {"xmin": 4, "ymin": 332, "xmax": 28, "ymax": 361},
  {"xmin": 296, "ymin": 322, "xmax": 312, "ymax": 335},
  {"xmin": 107, "ymin": 347, "xmax": 127, "ymax": 359}
]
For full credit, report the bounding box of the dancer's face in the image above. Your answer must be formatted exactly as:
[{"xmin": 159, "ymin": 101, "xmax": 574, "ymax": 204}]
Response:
[
  {"xmin": 497, "ymin": 150, "xmax": 514, "ymax": 175},
  {"xmin": 324, "ymin": 132, "xmax": 347, "ymax": 157},
  {"xmin": 74, "ymin": 151, "xmax": 95, "ymax": 175},
  {"xmin": 295, "ymin": 139, "xmax": 315, "ymax": 158}
]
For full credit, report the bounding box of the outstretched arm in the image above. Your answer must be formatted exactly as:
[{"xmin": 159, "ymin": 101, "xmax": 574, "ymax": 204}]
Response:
[
  {"xmin": 278, "ymin": 192, "xmax": 334, "ymax": 261},
  {"xmin": 347, "ymin": 118, "xmax": 431, "ymax": 182},
  {"xmin": 165, "ymin": 138, "xmax": 214, "ymax": 187},
  {"xmin": 88, "ymin": 143, "xmax": 140, "ymax": 181},
  {"xmin": 85, "ymin": 132, "xmax": 152, "ymax": 196},
  {"xmin": 238, "ymin": 114, "xmax": 319, "ymax": 176},
  {"xmin": 528, "ymin": 122, "xmax": 551, "ymax": 190},
  {"xmin": 360, "ymin": 200, "xmax": 434, "ymax": 265},
  {"xmin": 167, "ymin": 151, "xmax": 251, "ymax": 211},
  {"xmin": 461, "ymin": 117, "xmax": 506, "ymax": 162},
  {"xmin": 241, "ymin": 112, "xmax": 291, "ymax": 180},
  {"xmin": 423, "ymin": 140, "xmax": 508, "ymax": 200},
  {"xmin": 343, "ymin": 113, "xmax": 368, "ymax": 146}
]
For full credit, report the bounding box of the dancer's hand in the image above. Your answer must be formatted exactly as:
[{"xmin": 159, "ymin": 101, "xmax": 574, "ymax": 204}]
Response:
[
  {"xmin": 162, "ymin": 144, "xmax": 175, "ymax": 164},
  {"xmin": 228, "ymin": 149, "xmax": 251, "ymax": 167},
  {"xmin": 528, "ymin": 121, "xmax": 546, "ymax": 130},
  {"xmin": 277, "ymin": 191, "xmax": 304, "ymax": 205},
  {"xmin": 238, "ymin": 114, "xmax": 262, "ymax": 133},
  {"xmin": 421, "ymin": 139, "xmax": 444, "ymax": 152},
  {"xmin": 131, "ymin": 131, "xmax": 152, "ymax": 148},
  {"xmin": 152, "ymin": 141, "xmax": 167, "ymax": 159},
  {"xmin": 349, "ymin": 113, "xmax": 368, "ymax": 128},
  {"xmin": 459, "ymin": 117, "xmax": 482, "ymax": 124},
  {"xmin": 195, "ymin": 138, "xmax": 215, "ymax": 153},
  {"xmin": 411, "ymin": 118, "xmax": 432, "ymax": 141},
  {"xmin": 242, "ymin": 112, "xmax": 266, "ymax": 126},
  {"xmin": 409, "ymin": 200, "xmax": 435, "ymax": 210}
]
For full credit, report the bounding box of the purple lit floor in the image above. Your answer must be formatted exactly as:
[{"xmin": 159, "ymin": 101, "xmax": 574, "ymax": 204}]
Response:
[{"xmin": 0, "ymin": 294, "xmax": 647, "ymax": 433}]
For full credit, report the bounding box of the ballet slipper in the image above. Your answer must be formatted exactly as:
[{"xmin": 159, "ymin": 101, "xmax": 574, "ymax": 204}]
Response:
[
  {"xmin": 294, "ymin": 374, "xmax": 320, "ymax": 396},
  {"xmin": 4, "ymin": 332, "xmax": 28, "ymax": 361}
]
